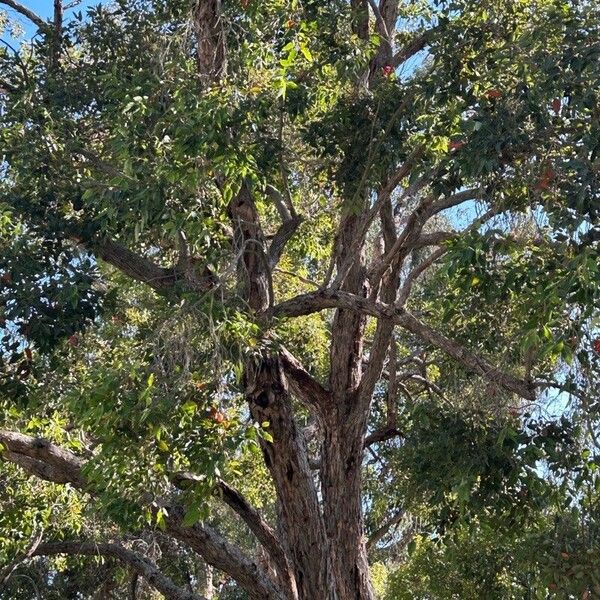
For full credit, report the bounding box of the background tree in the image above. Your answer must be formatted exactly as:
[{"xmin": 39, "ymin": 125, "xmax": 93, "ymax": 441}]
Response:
[{"xmin": 0, "ymin": 0, "xmax": 599, "ymax": 598}]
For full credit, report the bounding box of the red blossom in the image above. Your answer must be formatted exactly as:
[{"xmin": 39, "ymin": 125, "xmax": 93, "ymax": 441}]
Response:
[
  {"xmin": 593, "ymin": 338, "xmax": 600, "ymax": 353},
  {"xmin": 552, "ymin": 98, "xmax": 561, "ymax": 114},
  {"xmin": 383, "ymin": 65, "xmax": 393, "ymax": 77}
]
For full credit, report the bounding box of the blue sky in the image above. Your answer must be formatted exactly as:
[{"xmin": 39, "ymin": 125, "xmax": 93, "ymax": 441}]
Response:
[{"xmin": 2, "ymin": 0, "xmax": 101, "ymax": 41}]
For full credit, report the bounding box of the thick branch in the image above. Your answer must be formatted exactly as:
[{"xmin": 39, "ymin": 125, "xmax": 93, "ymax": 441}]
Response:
[
  {"xmin": 364, "ymin": 426, "xmax": 402, "ymax": 447},
  {"xmin": 193, "ymin": 0, "xmax": 227, "ymax": 82},
  {"xmin": 0, "ymin": 430, "xmax": 85, "ymax": 487},
  {"xmin": 412, "ymin": 230, "xmax": 454, "ymax": 249},
  {"xmin": 165, "ymin": 507, "xmax": 285, "ymax": 600},
  {"xmin": 27, "ymin": 541, "xmax": 206, "ymax": 600},
  {"xmin": 0, "ymin": 431, "xmax": 283, "ymax": 600},
  {"xmin": 51, "ymin": 0, "xmax": 63, "ymax": 68},
  {"xmin": 268, "ymin": 215, "xmax": 303, "ymax": 269},
  {"xmin": 172, "ymin": 472, "xmax": 296, "ymax": 600},
  {"xmin": 429, "ymin": 187, "xmax": 483, "ymax": 215},
  {"xmin": 89, "ymin": 237, "xmax": 215, "ymax": 295},
  {"xmin": 271, "ymin": 290, "xmax": 536, "ymax": 400},
  {"xmin": 279, "ymin": 346, "xmax": 331, "ymax": 413},
  {"xmin": 391, "ymin": 26, "xmax": 440, "ymax": 68},
  {"xmin": 217, "ymin": 481, "xmax": 298, "ymax": 600}
]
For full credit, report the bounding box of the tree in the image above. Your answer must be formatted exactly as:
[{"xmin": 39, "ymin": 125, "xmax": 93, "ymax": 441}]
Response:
[{"xmin": 0, "ymin": 0, "xmax": 599, "ymax": 598}]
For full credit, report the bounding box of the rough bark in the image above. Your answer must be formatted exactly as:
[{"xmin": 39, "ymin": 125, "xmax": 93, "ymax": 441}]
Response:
[
  {"xmin": 228, "ymin": 184, "xmax": 331, "ymax": 599},
  {"xmin": 92, "ymin": 237, "xmax": 216, "ymax": 295},
  {"xmin": 218, "ymin": 480, "xmax": 298, "ymax": 600},
  {"xmin": 245, "ymin": 358, "xmax": 330, "ymax": 600},
  {"xmin": 193, "ymin": 0, "xmax": 227, "ymax": 83}
]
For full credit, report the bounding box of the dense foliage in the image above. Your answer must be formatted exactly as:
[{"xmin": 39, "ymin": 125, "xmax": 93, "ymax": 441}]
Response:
[{"xmin": 0, "ymin": 0, "xmax": 599, "ymax": 598}]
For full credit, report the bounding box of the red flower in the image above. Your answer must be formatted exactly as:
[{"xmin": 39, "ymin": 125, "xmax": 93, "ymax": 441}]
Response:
[
  {"xmin": 383, "ymin": 65, "xmax": 393, "ymax": 77},
  {"xmin": 449, "ymin": 140, "xmax": 465, "ymax": 150},
  {"xmin": 593, "ymin": 338, "xmax": 600, "ymax": 353},
  {"xmin": 209, "ymin": 407, "xmax": 226, "ymax": 424},
  {"xmin": 535, "ymin": 167, "xmax": 555, "ymax": 191},
  {"xmin": 486, "ymin": 89, "xmax": 502, "ymax": 99},
  {"xmin": 552, "ymin": 98, "xmax": 561, "ymax": 115},
  {"xmin": 68, "ymin": 334, "xmax": 79, "ymax": 347}
]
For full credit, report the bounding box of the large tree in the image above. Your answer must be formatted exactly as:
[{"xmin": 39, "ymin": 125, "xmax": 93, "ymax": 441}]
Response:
[{"xmin": 0, "ymin": 0, "xmax": 599, "ymax": 598}]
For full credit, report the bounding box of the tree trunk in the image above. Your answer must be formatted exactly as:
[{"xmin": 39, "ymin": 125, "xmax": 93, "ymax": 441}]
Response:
[{"xmin": 321, "ymin": 411, "xmax": 375, "ymax": 600}]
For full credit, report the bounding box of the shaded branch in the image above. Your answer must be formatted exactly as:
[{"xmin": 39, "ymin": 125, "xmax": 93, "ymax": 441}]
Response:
[
  {"xmin": 397, "ymin": 246, "xmax": 446, "ymax": 306},
  {"xmin": 364, "ymin": 426, "xmax": 402, "ymax": 447},
  {"xmin": 279, "ymin": 346, "xmax": 331, "ymax": 414},
  {"xmin": 412, "ymin": 230, "xmax": 454, "ymax": 249},
  {"xmin": 172, "ymin": 471, "xmax": 296, "ymax": 599},
  {"xmin": 165, "ymin": 507, "xmax": 286, "ymax": 600},
  {"xmin": 366, "ymin": 509, "xmax": 405, "ymax": 550},
  {"xmin": 51, "ymin": 0, "xmax": 63, "ymax": 68},
  {"xmin": 369, "ymin": 187, "xmax": 482, "ymax": 286},
  {"xmin": 88, "ymin": 237, "xmax": 215, "ymax": 295},
  {"xmin": 0, "ymin": 431, "xmax": 284, "ymax": 600},
  {"xmin": 268, "ymin": 215, "xmax": 303, "ymax": 269},
  {"xmin": 29, "ymin": 541, "xmax": 206, "ymax": 600},
  {"xmin": 193, "ymin": 0, "xmax": 227, "ymax": 82},
  {"xmin": 217, "ymin": 481, "xmax": 297, "ymax": 600},
  {"xmin": 332, "ymin": 145, "xmax": 424, "ymax": 290},
  {"xmin": 271, "ymin": 290, "xmax": 536, "ymax": 400},
  {"xmin": 386, "ymin": 338, "xmax": 398, "ymax": 425},
  {"xmin": 0, "ymin": 430, "xmax": 85, "ymax": 488},
  {"xmin": 391, "ymin": 26, "xmax": 440, "ymax": 68}
]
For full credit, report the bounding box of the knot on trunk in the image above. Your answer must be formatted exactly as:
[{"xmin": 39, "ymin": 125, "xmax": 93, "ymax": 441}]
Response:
[{"xmin": 247, "ymin": 356, "xmax": 288, "ymax": 415}]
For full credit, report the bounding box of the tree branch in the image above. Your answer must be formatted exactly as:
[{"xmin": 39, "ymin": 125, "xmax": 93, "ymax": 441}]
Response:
[
  {"xmin": 193, "ymin": 0, "xmax": 227, "ymax": 83},
  {"xmin": 271, "ymin": 290, "xmax": 536, "ymax": 400},
  {"xmin": 26, "ymin": 540, "xmax": 206, "ymax": 600},
  {"xmin": 268, "ymin": 215, "xmax": 303, "ymax": 269},
  {"xmin": 172, "ymin": 471, "xmax": 296, "ymax": 600},
  {"xmin": 0, "ymin": 0, "xmax": 45, "ymax": 28},
  {"xmin": 87, "ymin": 237, "xmax": 215, "ymax": 295},
  {"xmin": 0, "ymin": 431, "xmax": 284, "ymax": 600},
  {"xmin": 279, "ymin": 346, "xmax": 331, "ymax": 414},
  {"xmin": 366, "ymin": 509, "xmax": 405, "ymax": 550},
  {"xmin": 396, "ymin": 246, "xmax": 446, "ymax": 306},
  {"xmin": 391, "ymin": 25, "xmax": 440, "ymax": 68},
  {"xmin": 217, "ymin": 481, "xmax": 298, "ymax": 600},
  {"xmin": 165, "ymin": 507, "xmax": 286, "ymax": 600},
  {"xmin": 364, "ymin": 426, "xmax": 402, "ymax": 447},
  {"xmin": 0, "ymin": 430, "xmax": 85, "ymax": 488}
]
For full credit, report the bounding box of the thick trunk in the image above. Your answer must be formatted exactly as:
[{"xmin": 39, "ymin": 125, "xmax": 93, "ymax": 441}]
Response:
[
  {"xmin": 246, "ymin": 357, "xmax": 331, "ymax": 600},
  {"xmin": 321, "ymin": 411, "xmax": 374, "ymax": 600},
  {"xmin": 229, "ymin": 185, "xmax": 331, "ymax": 599},
  {"xmin": 320, "ymin": 206, "xmax": 375, "ymax": 599}
]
